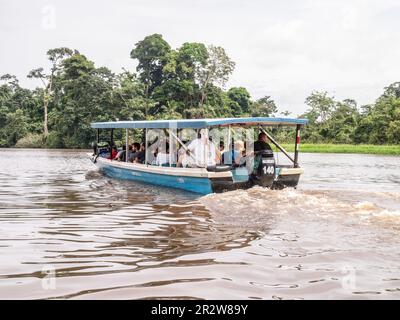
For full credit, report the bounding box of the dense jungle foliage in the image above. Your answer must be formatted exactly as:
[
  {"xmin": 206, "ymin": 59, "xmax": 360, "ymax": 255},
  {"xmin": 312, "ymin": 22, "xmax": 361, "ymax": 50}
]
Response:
[{"xmin": 1, "ymin": 34, "xmax": 399, "ymax": 148}]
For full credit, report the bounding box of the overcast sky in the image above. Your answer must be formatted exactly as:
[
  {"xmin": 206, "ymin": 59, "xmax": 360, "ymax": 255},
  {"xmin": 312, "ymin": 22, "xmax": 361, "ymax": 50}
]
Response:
[{"xmin": 1, "ymin": 0, "xmax": 400, "ymax": 115}]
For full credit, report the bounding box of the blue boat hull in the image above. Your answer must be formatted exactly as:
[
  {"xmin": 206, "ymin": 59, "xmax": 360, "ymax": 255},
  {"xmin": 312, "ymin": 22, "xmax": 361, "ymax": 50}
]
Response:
[
  {"xmin": 97, "ymin": 162, "xmax": 214, "ymax": 194},
  {"xmin": 90, "ymin": 155, "xmax": 303, "ymax": 194}
]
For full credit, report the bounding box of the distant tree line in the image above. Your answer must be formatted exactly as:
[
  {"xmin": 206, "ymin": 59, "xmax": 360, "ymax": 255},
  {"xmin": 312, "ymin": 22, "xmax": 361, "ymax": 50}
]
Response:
[
  {"xmin": 301, "ymin": 86, "xmax": 400, "ymax": 144},
  {"xmin": 0, "ymin": 33, "xmax": 399, "ymax": 148}
]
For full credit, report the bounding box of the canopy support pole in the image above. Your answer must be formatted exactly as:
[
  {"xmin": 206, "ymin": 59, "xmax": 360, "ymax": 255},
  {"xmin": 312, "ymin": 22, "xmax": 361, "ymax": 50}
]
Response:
[
  {"xmin": 259, "ymin": 126, "xmax": 295, "ymax": 164},
  {"xmin": 225, "ymin": 126, "xmax": 232, "ymax": 165},
  {"xmin": 294, "ymin": 125, "xmax": 301, "ymax": 168},
  {"xmin": 96, "ymin": 129, "xmax": 99, "ymax": 143},
  {"xmin": 166, "ymin": 129, "xmax": 198, "ymax": 165},
  {"xmin": 125, "ymin": 128, "xmax": 129, "ymax": 163},
  {"xmin": 110, "ymin": 129, "xmax": 114, "ymax": 158},
  {"xmin": 169, "ymin": 129, "xmax": 173, "ymax": 167},
  {"xmin": 145, "ymin": 128, "xmax": 148, "ymax": 165}
]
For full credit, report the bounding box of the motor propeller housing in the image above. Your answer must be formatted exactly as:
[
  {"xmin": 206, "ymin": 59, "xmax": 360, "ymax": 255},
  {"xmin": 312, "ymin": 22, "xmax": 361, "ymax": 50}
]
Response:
[{"xmin": 254, "ymin": 150, "xmax": 276, "ymax": 188}]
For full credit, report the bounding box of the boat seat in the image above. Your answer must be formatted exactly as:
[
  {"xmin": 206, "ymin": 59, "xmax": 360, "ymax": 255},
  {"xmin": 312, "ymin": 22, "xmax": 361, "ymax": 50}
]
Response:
[{"xmin": 206, "ymin": 165, "xmax": 232, "ymax": 172}]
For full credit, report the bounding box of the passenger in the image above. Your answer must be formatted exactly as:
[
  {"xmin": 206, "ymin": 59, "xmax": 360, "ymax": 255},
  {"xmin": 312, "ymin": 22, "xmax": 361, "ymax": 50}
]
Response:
[
  {"xmin": 109, "ymin": 146, "xmax": 118, "ymax": 160},
  {"xmin": 216, "ymin": 141, "xmax": 224, "ymax": 164},
  {"xmin": 177, "ymin": 146, "xmax": 185, "ymax": 167},
  {"xmin": 222, "ymin": 140, "xmax": 245, "ymax": 166},
  {"xmin": 177, "ymin": 146, "xmax": 196, "ymax": 168},
  {"xmin": 187, "ymin": 129, "xmax": 217, "ymax": 167},
  {"xmin": 117, "ymin": 144, "xmax": 134, "ymax": 162},
  {"xmin": 133, "ymin": 143, "xmax": 146, "ymax": 164},
  {"xmin": 251, "ymin": 132, "xmax": 273, "ymax": 174},
  {"xmin": 152, "ymin": 142, "xmax": 168, "ymax": 166},
  {"xmin": 127, "ymin": 144, "xmax": 134, "ymax": 161},
  {"xmin": 254, "ymin": 132, "xmax": 273, "ymax": 152},
  {"xmin": 177, "ymin": 143, "xmax": 193, "ymax": 168},
  {"xmin": 115, "ymin": 145, "xmax": 127, "ymax": 161},
  {"xmin": 128, "ymin": 142, "xmax": 141, "ymax": 162}
]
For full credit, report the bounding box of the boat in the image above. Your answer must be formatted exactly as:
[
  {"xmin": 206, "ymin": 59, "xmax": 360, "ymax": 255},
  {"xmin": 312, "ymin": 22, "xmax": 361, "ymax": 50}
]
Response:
[{"xmin": 89, "ymin": 117, "xmax": 308, "ymax": 194}]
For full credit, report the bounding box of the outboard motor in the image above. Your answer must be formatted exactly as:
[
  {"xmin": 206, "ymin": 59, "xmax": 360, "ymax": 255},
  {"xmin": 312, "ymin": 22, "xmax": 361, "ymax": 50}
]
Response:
[{"xmin": 253, "ymin": 150, "xmax": 276, "ymax": 188}]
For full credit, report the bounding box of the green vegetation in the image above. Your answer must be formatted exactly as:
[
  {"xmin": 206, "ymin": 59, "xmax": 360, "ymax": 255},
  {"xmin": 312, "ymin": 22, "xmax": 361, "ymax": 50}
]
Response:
[
  {"xmin": 0, "ymin": 33, "xmax": 399, "ymax": 152},
  {"xmin": 280, "ymin": 144, "xmax": 400, "ymax": 155}
]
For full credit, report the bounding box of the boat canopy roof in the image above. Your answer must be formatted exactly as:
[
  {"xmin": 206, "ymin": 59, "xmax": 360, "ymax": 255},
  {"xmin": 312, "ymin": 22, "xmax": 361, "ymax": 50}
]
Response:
[{"xmin": 91, "ymin": 117, "xmax": 308, "ymax": 130}]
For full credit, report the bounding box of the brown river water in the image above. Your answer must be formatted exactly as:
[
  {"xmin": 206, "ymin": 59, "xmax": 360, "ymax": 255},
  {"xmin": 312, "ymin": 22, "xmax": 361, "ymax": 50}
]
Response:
[{"xmin": 0, "ymin": 149, "xmax": 400, "ymax": 299}]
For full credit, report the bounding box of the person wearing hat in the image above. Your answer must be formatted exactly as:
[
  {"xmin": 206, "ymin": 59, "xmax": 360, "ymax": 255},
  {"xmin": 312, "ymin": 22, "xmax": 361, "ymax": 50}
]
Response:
[{"xmin": 222, "ymin": 140, "xmax": 245, "ymax": 166}]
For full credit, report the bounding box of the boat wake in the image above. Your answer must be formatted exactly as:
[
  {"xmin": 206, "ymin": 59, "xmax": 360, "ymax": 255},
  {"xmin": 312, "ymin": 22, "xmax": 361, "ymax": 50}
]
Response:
[{"xmin": 199, "ymin": 187, "xmax": 400, "ymax": 231}]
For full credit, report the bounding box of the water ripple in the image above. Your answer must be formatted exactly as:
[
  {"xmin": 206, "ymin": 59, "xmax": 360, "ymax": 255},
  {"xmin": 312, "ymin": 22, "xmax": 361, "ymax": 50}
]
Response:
[{"xmin": 0, "ymin": 149, "xmax": 400, "ymax": 299}]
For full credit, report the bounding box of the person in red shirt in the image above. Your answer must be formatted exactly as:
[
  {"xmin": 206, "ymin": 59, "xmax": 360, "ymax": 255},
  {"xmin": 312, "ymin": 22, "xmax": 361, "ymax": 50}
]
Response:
[{"xmin": 109, "ymin": 146, "xmax": 118, "ymax": 160}]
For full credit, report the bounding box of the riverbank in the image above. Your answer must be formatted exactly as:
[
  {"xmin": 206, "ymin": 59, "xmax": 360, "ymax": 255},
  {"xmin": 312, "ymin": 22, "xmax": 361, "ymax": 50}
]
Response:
[
  {"xmin": 4, "ymin": 143, "xmax": 400, "ymax": 155},
  {"xmin": 280, "ymin": 143, "xmax": 400, "ymax": 155}
]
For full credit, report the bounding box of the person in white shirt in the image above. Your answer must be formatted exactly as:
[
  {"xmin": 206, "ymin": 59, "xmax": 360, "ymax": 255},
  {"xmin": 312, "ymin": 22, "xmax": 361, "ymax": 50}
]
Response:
[
  {"xmin": 186, "ymin": 129, "xmax": 217, "ymax": 167},
  {"xmin": 155, "ymin": 150, "xmax": 169, "ymax": 166},
  {"xmin": 152, "ymin": 143, "xmax": 169, "ymax": 166},
  {"xmin": 177, "ymin": 145, "xmax": 195, "ymax": 168}
]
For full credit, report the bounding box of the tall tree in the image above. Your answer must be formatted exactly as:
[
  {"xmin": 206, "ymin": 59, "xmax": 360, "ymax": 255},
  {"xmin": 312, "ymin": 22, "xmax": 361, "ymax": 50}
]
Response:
[
  {"xmin": 227, "ymin": 87, "xmax": 252, "ymax": 116},
  {"xmin": 197, "ymin": 45, "xmax": 235, "ymax": 107},
  {"xmin": 50, "ymin": 53, "xmax": 116, "ymax": 148},
  {"xmin": 304, "ymin": 91, "xmax": 335, "ymax": 123},
  {"xmin": 355, "ymin": 83, "xmax": 400, "ymax": 144},
  {"xmin": 251, "ymin": 95, "xmax": 277, "ymax": 117},
  {"xmin": 27, "ymin": 48, "xmax": 75, "ymax": 137},
  {"xmin": 112, "ymin": 71, "xmax": 147, "ymax": 121},
  {"xmin": 324, "ymin": 99, "xmax": 359, "ymax": 143},
  {"xmin": 152, "ymin": 42, "xmax": 209, "ymax": 114},
  {"xmin": 130, "ymin": 34, "xmax": 171, "ymax": 116}
]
